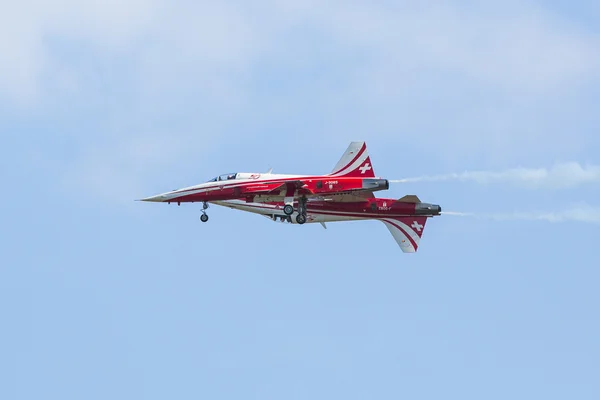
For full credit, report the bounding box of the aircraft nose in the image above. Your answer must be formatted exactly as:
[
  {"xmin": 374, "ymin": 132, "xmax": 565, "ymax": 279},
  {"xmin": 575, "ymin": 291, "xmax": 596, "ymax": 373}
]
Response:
[{"xmin": 140, "ymin": 194, "xmax": 166, "ymax": 202}]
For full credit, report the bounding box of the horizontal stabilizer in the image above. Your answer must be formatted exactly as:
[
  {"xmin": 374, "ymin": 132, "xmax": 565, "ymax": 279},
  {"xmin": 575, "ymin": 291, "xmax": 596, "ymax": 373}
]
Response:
[{"xmin": 397, "ymin": 195, "xmax": 421, "ymax": 203}]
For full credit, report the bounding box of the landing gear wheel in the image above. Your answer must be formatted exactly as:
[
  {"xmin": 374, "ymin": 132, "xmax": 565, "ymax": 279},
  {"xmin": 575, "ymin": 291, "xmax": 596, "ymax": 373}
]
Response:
[
  {"xmin": 200, "ymin": 214, "xmax": 209, "ymax": 222},
  {"xmin": 202, "ymin": 202, "xmax": 209, "ymax": 210},
  {"xmin": 295, "ymin": 214, "xmax": 306, "ymax": 224},
  {"xmin": 283, "ymin": 204, "xmax": 294, "ymax": 215}
]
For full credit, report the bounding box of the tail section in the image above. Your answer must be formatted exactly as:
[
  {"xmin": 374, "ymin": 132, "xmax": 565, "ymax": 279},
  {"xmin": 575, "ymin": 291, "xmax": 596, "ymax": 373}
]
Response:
[
  {"xmin": 381, "ymin": 216, "xmax": 429, "ymax": 253},
  {"xmin": 330, "ymin": 141, "xmax": 376, "ymax": 178}
]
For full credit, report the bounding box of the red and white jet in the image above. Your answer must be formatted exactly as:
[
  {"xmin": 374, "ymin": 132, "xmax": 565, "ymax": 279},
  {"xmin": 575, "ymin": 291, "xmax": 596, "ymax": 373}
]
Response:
[{"xmin": 141, "ymin": 142, "xmax": 441, "ymax": 251}]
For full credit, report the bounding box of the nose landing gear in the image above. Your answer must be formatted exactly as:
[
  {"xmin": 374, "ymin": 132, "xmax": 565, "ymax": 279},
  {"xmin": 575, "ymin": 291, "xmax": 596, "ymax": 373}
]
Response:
[{"xmin": 200, "ymin": 202, "xmax": 209, "ymax": 222}]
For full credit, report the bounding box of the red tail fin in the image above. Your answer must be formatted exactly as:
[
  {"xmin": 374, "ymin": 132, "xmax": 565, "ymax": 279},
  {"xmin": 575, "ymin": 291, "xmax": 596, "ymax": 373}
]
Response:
[
  {"xmin": 329, "ymin": 142, "xmax": 376, "ymax": 178},
  {"xmin": 381, "ymin": 216, "xmax": 428, "ymax": 253}
]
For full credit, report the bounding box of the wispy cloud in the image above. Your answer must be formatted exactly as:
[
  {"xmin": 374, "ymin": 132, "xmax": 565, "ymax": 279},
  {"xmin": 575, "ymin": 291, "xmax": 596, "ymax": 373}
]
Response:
[
  {"xmin": 391, "ymin": 162, "xmax": 600, "ymax": 189},
  {"xmin": 443, "ymin": 204, "xmax": 600, "ymax": 225},
  {"xmin": 0, "ymin": 0, "xmax": 161, "ymax": 105},
  {"xmin": 4, "ymin": 1, "xmax": 599, "ymax": 197},
  {"xmin": 2, "ymin": 1, "xmax": 599, "ymax": 106}
]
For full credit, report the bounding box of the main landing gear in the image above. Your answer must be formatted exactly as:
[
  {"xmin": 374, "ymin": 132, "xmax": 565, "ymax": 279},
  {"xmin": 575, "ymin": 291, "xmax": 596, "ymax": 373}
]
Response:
[
  {"xmin": 295, "ymin": 196, "xmax": 308, "ymax": 225},
  {"xmin": 281, "ymin": 196, "xmax": 308, "ymax": 224},
  {"xmin": 200, "ymin": 202, "xmax": 209, "ymax": 222}
]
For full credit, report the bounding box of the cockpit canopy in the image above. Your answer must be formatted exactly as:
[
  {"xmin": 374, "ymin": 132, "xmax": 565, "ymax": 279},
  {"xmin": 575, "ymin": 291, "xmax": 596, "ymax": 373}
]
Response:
[{"xmin": 207, "ymin": 173, "xmax": 238, "ymax": 182}]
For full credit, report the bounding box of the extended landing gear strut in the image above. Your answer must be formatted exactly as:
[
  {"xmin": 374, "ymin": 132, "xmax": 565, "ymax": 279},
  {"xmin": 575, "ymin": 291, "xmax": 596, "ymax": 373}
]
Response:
[
  {"xmin": 200, "ymin": 202, "xmax": 209, "ymax": 222},
  {"xmin": 295, "ymin": 196, "xmax": 307, "ymax": 225}
]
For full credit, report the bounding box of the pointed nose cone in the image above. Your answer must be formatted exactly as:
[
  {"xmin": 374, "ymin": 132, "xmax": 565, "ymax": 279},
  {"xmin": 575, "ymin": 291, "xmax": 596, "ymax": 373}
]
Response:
[{"xmin": 139, "ymin": 194, "xmax": 167, "ymax": 202}]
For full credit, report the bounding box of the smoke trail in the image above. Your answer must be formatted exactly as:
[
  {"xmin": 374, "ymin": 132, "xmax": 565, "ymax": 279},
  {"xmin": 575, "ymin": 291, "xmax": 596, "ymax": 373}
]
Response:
[
  {"xmin": 390, "ymin": 162, "xmax": 600, "ymax": 189},
  {"xmin": 440, "ymin": 211, "xmax": 474, "ymax": 217},
  {"xmin": 442, "ymin": 205, "xmax": 600, "ymax": 225}
]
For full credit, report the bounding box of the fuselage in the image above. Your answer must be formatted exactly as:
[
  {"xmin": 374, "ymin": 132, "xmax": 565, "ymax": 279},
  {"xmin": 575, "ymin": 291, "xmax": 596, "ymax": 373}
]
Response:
[
  {"xmin": 141, "ymin": 172, "xmax": 389, "ymax": 204},
  {"xmin": 213, "ymin": 197, "xmax": 442, "ymax": 224}
]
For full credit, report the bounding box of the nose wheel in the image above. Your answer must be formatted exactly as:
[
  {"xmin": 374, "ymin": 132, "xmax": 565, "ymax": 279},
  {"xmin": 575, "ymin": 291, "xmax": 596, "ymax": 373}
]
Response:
[{"xmin": 200, "ymin": 202, "xmax": 209, "ymax": 222}]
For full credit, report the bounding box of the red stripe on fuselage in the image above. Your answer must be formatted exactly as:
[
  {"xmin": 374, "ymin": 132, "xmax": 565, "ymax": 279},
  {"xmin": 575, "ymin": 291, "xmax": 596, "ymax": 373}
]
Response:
[{"xmin": 167, "ymin": 176, "xmax": 369, "ymax": 203}]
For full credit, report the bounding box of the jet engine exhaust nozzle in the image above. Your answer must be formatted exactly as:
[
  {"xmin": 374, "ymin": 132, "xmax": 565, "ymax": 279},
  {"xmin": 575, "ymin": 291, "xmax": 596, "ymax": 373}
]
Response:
[
  {"xmin": 362, "ymin": 178, "xmax": 389, "ymax": 191},
  {"xmin": 415, "ymin": 203, "xmax": 442, "ymax": 216}
]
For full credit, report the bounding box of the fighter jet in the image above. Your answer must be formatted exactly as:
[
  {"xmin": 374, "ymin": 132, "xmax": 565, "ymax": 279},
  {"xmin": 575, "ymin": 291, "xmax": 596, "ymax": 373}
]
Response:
[
  {"xmin": 141, "ymin": 142, "xmax": 441, "ymax": 251},
  {"xmin": 215, "ymin": 195, "xmax": 440, "ymax": 252}
]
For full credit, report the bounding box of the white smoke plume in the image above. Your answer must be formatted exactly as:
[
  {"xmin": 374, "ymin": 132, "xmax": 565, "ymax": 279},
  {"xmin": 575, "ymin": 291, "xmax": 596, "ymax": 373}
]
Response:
[
  {"xmin": 391, "ymin": 162, "xmax": 600, "ymax": 189},
  {"xmin": 442, "ymin": 205, "xmax": 600, "ymax": 225}
]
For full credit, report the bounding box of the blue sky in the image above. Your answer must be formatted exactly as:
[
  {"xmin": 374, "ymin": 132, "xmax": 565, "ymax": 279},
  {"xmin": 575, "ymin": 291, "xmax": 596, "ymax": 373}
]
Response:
[{"xmin": 2, "ymin": 1, "xmax": 600, "ymax": 399}]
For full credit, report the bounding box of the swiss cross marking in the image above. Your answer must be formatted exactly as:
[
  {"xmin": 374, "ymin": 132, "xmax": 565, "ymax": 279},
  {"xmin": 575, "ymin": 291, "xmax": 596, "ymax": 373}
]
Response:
[
  {"xmin": 411, "ymin": 221, "xmax": 423, "ymax": 232},
  {"xmin": 359, "ymin": 163, "xmax": 372, "ymax": 174}
]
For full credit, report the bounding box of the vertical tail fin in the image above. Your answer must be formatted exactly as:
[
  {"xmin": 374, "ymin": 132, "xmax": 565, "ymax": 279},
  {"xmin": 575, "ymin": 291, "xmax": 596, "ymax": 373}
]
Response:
[
  {"xmin": 381, "ymin": 216, "xmax": 429, "ymax": 253},
  {"xmin": 329, "ymin": 141, "xmax": 376, "ymax": 178}
]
